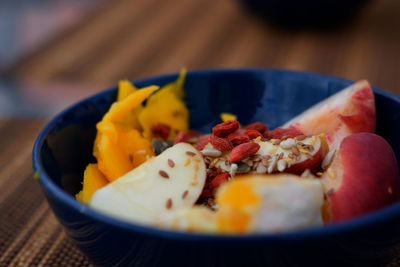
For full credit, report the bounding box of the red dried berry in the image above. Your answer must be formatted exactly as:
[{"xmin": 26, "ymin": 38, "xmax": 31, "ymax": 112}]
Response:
[
  {"xmin": 210, "ymin": 172, "xmax": 230, "ymax": 189},
  {"xmin": 210, "ymin": 135, "xmax": 233, "ymax": 152},
  {"xmin": 268, "ymin": 128, "xmax": 303, "ymax": 139},
  {"xmin": 244, "ymin": 129, "xmax": 263, "ymax": 140},
  {"xmin": 200, "ymin": 189, "xmax": 214, "ymax": 198},
  {"xmin": 195, "ymin": 134, "xmax": 211, "ymax": 150},
  {"xmin": 228, "ymin": 132, "xmax": 250, "ymax": 146},
  {"xmin": 206, "ymin": 169, "xmax": 219, "ymax": 180},
  {"xmin": 212, "ymin": 120, "xmax": 240, "ymax": 137},
  {"xmin": 174, "ymin": 131, "xmax": 187, "ymax": 144},
  {"xmin": 244, "ymin": 122, "xmax": 268, "ymax": 135},
  {"xmin": 151, "ymin": 123, "xmax": 171, "ymax": 140},
  {"xmin": 228, "ymin": 142, "xmax": 260, "ymax": 162}
]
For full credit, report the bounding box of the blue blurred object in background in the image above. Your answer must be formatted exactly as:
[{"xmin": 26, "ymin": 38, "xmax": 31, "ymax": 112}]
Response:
[{"xmin": 240, "ymin": 0, "xmax": 368, "ymax": 27}]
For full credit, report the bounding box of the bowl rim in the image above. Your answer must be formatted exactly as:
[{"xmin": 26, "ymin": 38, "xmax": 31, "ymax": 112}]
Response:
[{"xmin": 32, "ymin": 68, "xmax": 400, "ymax": 242}]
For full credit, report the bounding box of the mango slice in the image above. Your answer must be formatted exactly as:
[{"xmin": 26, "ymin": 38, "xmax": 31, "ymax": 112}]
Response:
[
  {"xmin": 220, "ymin": 113, "xmax": 237, "ymax": 122},
  {"xmin": 76, "ymin": 164, "xmax": 109, "ymax": 203},
  {"xmin": 94, "ymin": 86, "xmax": 158, "ymax": 182},
  {"xmin": 117, "ymin": 80, "xmax": 137, "ymax": 101},
  {"xmin": 139, "ymin": 69, "xmax": 189, "ymax": 141},
  {"xmin": 116, "ymin": 80, "xmax": 143, "ymax": 130}
]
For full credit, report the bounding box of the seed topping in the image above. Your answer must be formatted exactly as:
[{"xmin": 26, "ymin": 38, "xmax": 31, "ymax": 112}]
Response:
[
  {"xmin": 182, "ymin": 190, "xmax": 189, "ymax": 199},
  {"xmin": 201, "ymin": 148, "xmax": 222, "ymax": 157},
  {"xmin": 129, "ymin": 153, "xmax": 134, "ymax": 163},
  {"xmin": 277, "ymin": 159, "xmax": 287, "ymax": 172},
  {"xmin": 167, "ymin": 159, "xmax": 175, "ymax": 168},
  {"xmin": 296, "ymin": 135, "xmax": 307, "ymax": 141},
  {"xmin": 321, "ymin": 149, "xmax": 335, "ymax": 170},
  {"xmin": 166, "ymin": 198, "xmax": 173, "ymax": 209},
  {"xmin": 159, "ymin": 170, "xmax": 169, "ymax": 178},
  {"xmin": 291, "ymin": 146, "xmax": 300, "ymax": 156},
  {"xmin": 280, "ymin": 138, "xmax": 296, "ymax": 149},
  {"xmin": 186, "ymin": 151, "xmax": 196, "ymax": 156}
]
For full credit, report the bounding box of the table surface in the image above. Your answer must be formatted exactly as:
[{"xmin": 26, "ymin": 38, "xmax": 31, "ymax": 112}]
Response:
[{"xmin": 1, "ymin": 0, "xmax": 400, "ymax": 266}]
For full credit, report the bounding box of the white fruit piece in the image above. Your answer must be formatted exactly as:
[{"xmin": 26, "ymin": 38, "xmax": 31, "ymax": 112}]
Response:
[
  {"xmin": 89, "ymin": 143, "xmax": 207, "ymax": 225},
  {"xmin": 216, "ymin": 174, "xmax": 324, "ymax": 233},
  {"xmin": 157, "ymin": 206, "xmax": 217, "ymax": 233}
]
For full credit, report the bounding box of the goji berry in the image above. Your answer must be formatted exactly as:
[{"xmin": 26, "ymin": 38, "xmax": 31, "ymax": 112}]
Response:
[
  {"xmin": 268, "ymin": 128, "xmax": 303, "ymax": 139},
  {"xmin": 244, "ymin": 122, "xmax": 268, "ymax": 135},
  {"xmin": 200, "ymin": 189, "xmax": 214, "ymax": 198},
  {"xmin": 244, "ymin": 129, "xmax": 263, "ymax": 140},
  {"xmin": 228, "ymin": 132, "xmax": 250, "ymax": 146},
  {"xmin": 228, "ymin": 142, "xmax": 260, "ymax": 162},
  {"xmin": 210, "ymin": 135, "xmax": 233, "ymax": 152},
  {"xmin": 210, "ymin": 172, "xmax": 230, "ymax": 189},
  {"xmin": 212, "ymin": 120, "xmax": 240, "ymax": 137},
  {"xmin": 174, "ymin": 131, "xmax": 187, "ymax": 144},
  {"xmin": 151, "ymin": 123, "xmax": 170, "ymax": 140},
  {"xmin": 195, "ymin": 134, "xmax": 211, "ymax": 150}
]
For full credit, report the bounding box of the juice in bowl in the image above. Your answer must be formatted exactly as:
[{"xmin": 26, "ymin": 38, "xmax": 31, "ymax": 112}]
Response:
[{"xmin": 33, "ymin": 69, "xmax": 400, "ymax": 266}]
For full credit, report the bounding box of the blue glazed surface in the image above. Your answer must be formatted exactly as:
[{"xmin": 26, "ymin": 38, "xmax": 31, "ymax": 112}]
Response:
[{"xmin": 33, "ymin": 69, "xmax": 400, "ymax": 266}]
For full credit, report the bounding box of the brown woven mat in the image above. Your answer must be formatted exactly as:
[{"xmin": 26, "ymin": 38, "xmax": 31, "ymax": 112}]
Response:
[{"xmin": 0, "ymin": 119, "xmax": 91, "ymax": 266}]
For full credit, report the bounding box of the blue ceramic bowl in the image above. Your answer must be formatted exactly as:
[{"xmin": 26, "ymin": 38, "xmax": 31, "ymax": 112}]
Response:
[{"xmin": 33, "ymin": 69, "xmax": 400, "ymax": 267}]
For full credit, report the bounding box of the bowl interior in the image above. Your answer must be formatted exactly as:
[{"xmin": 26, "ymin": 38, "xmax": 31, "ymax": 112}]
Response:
[{"xmin": 35, "ymin": 69, "xmax": 400, "ymax": 212}]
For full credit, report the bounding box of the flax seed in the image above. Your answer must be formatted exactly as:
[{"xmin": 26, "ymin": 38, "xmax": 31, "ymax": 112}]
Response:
[
  {"xmin": 296, "ymin": 135, "xmax": 307, "ymax": 141},
  {"xmin": 182, "ymin": 190, "xmax": 189, "ymax": 199},
  {"xmin": 186, "ymin": 151, "xmax": 196, "ymax": 156},
  {"xmin": 129, "ymin": 153, "xmax": 134, "ymax": 163},
  {"xmin": 168, "ymin": 159, "xmax": 175, "ymax": 168},
  {"xmin": 166, "ymin": 198, "xmax": 173, "ymax": 209},
  {"xmin": 273, "ymin": 139, "xmax": 281, "ymax": 145},
  {"xmin": 159, "ymin": 170, "xmax": 169, "ymax": 178},
  {"xmin": 281, "ymin": 135, "xmax": 290, "ymax": 140},
  {"xmin": 291, "ymin": 146, "xmax": 300, "ymax": 156}
]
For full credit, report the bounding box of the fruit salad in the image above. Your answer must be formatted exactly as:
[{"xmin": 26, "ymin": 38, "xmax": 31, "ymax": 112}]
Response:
[{"xmin": 76, "ymin": 71, "xmax": 400, "ymax": 234}]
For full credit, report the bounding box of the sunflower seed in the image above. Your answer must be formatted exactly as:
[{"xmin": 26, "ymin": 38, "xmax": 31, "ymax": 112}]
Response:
[
  {"xmin": 280, "ymin": 138, "xmax": 296, "ymax": 149},
  {"xmin": 230, "ymin": 163, "xmax": 238, "ymax": 177},
  {"xmin": 322, "ymin": 149, "xmax": 336, "ymax": 170},
  {"xmin": 277, "ymin": 159, "xmax": 287, "ymax": 172},
  {"xmin": 201, "ymin": 148, "xmax": 222, "ymax": 157},
  {"xmin": 267, "ymin": 156, "xmax": 278, "ymax": 173}
]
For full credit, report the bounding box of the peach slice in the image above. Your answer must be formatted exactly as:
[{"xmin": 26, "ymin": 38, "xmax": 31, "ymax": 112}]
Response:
[
  {"xmin": 282, "ymin": 80, "xmax": 376, "ymax": 150},
  {"xmin": 321, "ymin": 133, "xmax": 400, "ymax": 222}
]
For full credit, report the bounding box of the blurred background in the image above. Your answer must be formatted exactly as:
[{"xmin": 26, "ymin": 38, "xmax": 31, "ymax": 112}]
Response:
[{"xmin": 0, "ymin": 0, "xmax": 399, "ymax": 118}]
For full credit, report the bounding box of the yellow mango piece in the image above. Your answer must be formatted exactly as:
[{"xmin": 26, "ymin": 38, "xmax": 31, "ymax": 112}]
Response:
[
  {"xmin": 94, "ymin": 86, "xmax": 158, "ymax": 182},
  {"xmin": 116, "ymin": 80, "xmax": 143, "ymax": 130},
  {"xmin": 76, "ymin": 164, "xmax": 108, "ymax": 203},
  {"xmin": 147, "ymin": 68, "xmax": 186, "ymax": 105},
  {"xmin": 94, "ymin": 133, "xmax": 133, "ymax": 181},
  {"xmin": 220, "ymin": 113, "xmax": 237, "ymax": 122},
  {"xmin": 105, "ymin": 85, "xmax": 158, "ymax": 123},
  {"xmin": 138, "ymin": 70, "xmax": 189, "ymax": 141},
  {"xmin": 115, "ymin": 124, "xmax": 154, "ymax": 168},
  {"xmin": 117, "ymin": 80, "xmax": 138, "ymax": 101}
]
